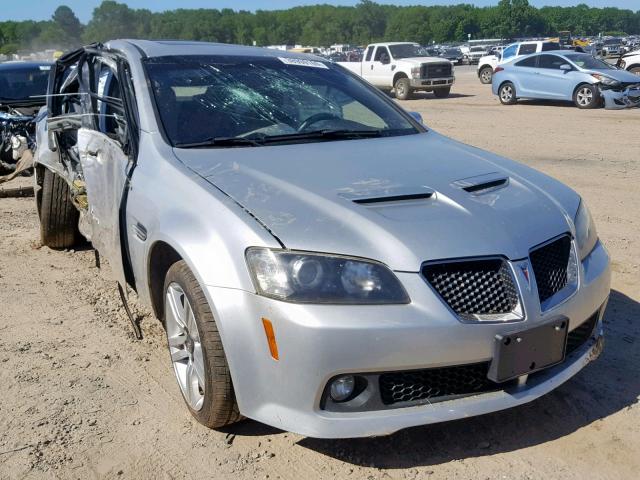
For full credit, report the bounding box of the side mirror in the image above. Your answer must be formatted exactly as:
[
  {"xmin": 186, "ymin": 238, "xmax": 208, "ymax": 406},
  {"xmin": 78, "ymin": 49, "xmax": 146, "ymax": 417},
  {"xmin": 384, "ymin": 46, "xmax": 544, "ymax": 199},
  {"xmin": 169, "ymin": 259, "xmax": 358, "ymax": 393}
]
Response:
[
  {"xmin": 408, "ymin": 111, "xmax": 424, "ymax": 125},
  {"xmin": 560, "ymin": 64, "xmax": 572, "ymax": 72},
  {"xmin": 381, "ymin": 55, "xmax": 390, "ymax": 65}
]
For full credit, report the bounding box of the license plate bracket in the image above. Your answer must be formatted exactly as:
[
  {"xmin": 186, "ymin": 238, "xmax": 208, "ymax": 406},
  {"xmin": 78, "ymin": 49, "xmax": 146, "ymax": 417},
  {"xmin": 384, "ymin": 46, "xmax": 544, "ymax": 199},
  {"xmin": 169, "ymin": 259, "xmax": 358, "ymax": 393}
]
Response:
[{"xmin": 488, "ymin": 317, "xmax": 568, "ymax": 383}]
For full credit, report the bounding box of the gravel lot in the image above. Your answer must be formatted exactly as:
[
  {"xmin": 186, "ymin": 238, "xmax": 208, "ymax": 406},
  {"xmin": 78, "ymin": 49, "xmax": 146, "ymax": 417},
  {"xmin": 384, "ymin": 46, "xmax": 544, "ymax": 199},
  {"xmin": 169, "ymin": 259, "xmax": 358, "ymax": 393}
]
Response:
[{"xmin": 1, "ymin": 66, "xmax": 639, "ymax": 480}]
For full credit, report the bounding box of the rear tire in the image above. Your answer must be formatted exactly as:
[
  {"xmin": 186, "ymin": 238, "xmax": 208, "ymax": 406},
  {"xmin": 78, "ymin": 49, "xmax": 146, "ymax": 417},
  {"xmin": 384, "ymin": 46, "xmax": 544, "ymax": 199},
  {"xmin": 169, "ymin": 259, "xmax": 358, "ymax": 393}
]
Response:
[
  {"xmin": 629, "ymin": 66, "xmax": 640, "ymax": 76},
  {"xmin": 573, "ymin": 84, "xmax": 600, "ymax": 109},
  {"xmin": 394, "ymin": 77, "xmax": 411, "ymax": 100},
  {"xmin": 498, "ymin": 82, "xmax": 517, "ymax": 105},
  {"xmin": 433, "ymin": 87, "xmax": 451, "ymax": 98},
  {"xmin": 479, "ymin": 66, "xmax": 493, "ymax": 84},
  {"xmin": 39, "ymin": 168, "xmax": 79, "ymax": 249},
  {"xmin": 163, "ymin": 260, "xmax": 241, "ymax": 428}
]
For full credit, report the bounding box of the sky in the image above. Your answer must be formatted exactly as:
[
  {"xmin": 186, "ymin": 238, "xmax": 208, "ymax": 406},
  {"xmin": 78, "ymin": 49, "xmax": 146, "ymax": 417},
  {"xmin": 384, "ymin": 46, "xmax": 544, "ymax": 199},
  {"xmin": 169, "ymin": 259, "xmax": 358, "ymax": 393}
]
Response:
[{"xmin": 2, "ymin": 0, "xmax": 637, "ymax": 23}]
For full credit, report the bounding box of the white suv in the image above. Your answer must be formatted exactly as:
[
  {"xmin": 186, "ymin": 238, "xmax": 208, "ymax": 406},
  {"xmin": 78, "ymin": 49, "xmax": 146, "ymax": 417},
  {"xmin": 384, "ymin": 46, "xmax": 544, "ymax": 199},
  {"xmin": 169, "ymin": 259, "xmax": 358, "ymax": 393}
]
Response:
[
  {"xmin": 477, "ymin": 40, "xmax": 560, "ymax": 84},
  {"xmin": 618, "ymin": 49, "xmax": 640, "ymax": 76}
]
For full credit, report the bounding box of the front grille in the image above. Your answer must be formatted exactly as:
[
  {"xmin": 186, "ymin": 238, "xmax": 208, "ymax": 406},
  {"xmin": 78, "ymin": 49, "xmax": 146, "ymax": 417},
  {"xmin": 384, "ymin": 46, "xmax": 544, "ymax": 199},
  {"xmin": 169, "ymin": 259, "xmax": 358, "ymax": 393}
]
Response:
[
  {"xmin": 530, "ymin": 235, "xmax": 571, "ymax": 303},
  {"xmin": 421, "ymin": 62, "xmax": 452, "ymax": 78},
  {"xmin": 567, "ymin": 312, "xmax": 598, "ymax": 354},
  {"xmin": 379, "ymin": 362, "xmax": 500, "ymax": 405},
  {"xmin": 422, "ymin": 259, "xmax": 519, "ymax": 319}
]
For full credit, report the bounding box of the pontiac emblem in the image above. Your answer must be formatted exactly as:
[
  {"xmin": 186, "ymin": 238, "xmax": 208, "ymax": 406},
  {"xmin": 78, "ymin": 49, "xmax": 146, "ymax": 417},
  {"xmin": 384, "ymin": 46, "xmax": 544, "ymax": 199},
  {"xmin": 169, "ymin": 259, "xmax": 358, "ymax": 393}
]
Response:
[{"xmin": 520, "ymin": 264, "xmax": 531, "ymax": 287}]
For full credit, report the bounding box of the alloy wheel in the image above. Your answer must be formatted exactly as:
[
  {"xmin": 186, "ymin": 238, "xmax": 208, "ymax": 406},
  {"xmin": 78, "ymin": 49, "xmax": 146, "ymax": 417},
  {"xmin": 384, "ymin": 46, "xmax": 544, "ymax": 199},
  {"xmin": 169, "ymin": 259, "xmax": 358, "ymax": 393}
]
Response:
[
  {"xmin": 165, "ymin": 282, "xmax": 205, "ymax": 411},
  {"xmin": 576, "ymin": 87, "xmax": 593, "ymax": 107},
  {"xmin": 481, "ymin": 69, "xmax": 492, "ymax": 83},
  {"xmin": 500, "ymin": 85, "xmax": 513, "ymax": 102}
]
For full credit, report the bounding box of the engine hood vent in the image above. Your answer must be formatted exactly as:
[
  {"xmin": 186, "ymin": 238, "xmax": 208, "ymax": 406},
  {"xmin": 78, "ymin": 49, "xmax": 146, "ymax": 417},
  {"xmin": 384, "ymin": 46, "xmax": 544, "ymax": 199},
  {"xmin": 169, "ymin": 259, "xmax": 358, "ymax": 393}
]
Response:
[
  {"xmin": 453, "ymin": 173, "xmax": 509, "ymax": 195},
  {"xmin": 340, "ymin": 186, "xmax": 434, "ymax": 205}
]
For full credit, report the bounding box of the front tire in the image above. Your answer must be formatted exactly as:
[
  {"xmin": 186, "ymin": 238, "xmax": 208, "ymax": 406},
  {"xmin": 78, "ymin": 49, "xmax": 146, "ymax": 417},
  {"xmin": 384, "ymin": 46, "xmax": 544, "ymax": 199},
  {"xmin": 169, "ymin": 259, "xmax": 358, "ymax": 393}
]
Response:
[
  {"xmin": 628, "ymin": 66, "xmax": 640, "ymax": 76},
  {"xmin": 498, "ymin": 82, "xmax": 517, "ymax": 105},
  {"xmin": 573, "ymin": 84, "xmax": 600, "ymax": 109},
  {"xmin": 39, "ymin": 167, "xmax": 79, "ymax": 249},
  {"xmin": 163, "ymin": 260, "xmax": 241, "ymax": 428},
  {"xmin": 479, "ymin": 66, "xmax": 493, "ymax": 84},
  {"xmin": 433, "ymin": 87, "xmax": 451, "ymax": 98},
  {"xmin": 394, "ymin": 77, "xmax": 412, "ymax": 100}
]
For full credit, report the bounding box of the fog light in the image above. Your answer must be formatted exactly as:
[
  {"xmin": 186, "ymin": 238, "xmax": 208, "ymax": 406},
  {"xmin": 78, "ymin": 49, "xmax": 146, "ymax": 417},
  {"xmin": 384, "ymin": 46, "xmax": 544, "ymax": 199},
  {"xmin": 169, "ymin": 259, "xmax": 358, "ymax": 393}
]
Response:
[{"xmin": 329, "ymin": 375, "xmax": 355, "ymax": 402}]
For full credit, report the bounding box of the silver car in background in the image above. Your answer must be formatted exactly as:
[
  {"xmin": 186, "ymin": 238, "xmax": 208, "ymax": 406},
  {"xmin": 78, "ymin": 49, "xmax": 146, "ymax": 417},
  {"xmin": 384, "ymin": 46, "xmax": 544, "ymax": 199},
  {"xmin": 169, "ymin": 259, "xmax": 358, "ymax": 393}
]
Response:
[
  {"xmin": 493, "ymin": 51, "xmax": 640, "ymax": 109},
  {"xmin": 35, "ymin": 40, "xmax": 610, "ymax": 438}
]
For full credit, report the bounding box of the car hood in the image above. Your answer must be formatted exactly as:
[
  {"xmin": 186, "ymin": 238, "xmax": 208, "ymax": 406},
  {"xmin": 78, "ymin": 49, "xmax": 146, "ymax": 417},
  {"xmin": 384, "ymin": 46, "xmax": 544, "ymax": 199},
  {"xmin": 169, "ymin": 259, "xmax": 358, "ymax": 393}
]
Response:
[
  {"xmin": 397, "ymin": 57, "xmax": 451, "ymax": 65},
  {"xmin": 174, "ymin": 132, "xmax": 578, "ymax": 271},
  {"xmin": 587, "ymin": 67, "xmax": 640, "ymax": 84}
]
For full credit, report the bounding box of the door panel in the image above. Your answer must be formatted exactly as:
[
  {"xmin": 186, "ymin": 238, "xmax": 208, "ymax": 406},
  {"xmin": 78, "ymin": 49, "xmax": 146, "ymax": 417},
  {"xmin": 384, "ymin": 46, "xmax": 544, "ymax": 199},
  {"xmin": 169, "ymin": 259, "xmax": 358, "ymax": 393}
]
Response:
[
  {"xmin": 368, "ymin": 47, "xmax": 393, "ymax": 87},
  {"xmin": 77, "ymin": 128, "xmax": 130, "ymax": 286},
  {"xmin": 532, "ymin": 55, "xmax": 573, "ymax": 99}
]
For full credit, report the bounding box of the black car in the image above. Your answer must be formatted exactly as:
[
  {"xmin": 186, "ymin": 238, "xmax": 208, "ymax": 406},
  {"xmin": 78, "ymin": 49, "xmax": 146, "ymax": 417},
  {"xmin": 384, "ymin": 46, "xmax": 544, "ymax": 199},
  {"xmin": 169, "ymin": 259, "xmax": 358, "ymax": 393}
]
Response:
[
  {"xmin": 0, "ymin": 61, "xmax": 51, "ymax": 174},
  {"xmin": 439, "ymin": 48, "xmax": 464, "ymax": 64}
]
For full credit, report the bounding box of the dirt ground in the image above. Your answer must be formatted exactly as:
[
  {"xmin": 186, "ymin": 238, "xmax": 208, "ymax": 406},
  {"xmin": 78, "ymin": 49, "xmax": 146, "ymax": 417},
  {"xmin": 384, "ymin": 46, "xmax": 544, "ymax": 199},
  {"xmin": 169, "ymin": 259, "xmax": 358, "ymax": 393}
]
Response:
[{"xmin": 0, "ymin": 66, "xmax": 639, "ymax": 480}]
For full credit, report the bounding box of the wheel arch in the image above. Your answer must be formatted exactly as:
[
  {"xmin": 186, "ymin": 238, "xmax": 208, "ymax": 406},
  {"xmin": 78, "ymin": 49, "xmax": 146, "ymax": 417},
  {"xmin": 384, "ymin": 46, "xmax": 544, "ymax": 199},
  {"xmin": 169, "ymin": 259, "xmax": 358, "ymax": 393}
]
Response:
[
  {"xmin": 478, "ymin": 64, "xmax": 493, "ymax": 75},
  {"xmin": 626, "ymin": 63, "xmax": 640, "ymax": 72},
  {"xmin": 572, "ymin": 81, "xmax": 598, "ymax": 96},
  {"xmin": 498, "ymin": 79, "xmax": 515, "ymax": 93},
  {"xmin": 147, "ymin": 240, "xmax": 184, "ymax": 321},
  {"xmin": 393, "ymin": 71, "xmax": 408, "ymax": 86}
]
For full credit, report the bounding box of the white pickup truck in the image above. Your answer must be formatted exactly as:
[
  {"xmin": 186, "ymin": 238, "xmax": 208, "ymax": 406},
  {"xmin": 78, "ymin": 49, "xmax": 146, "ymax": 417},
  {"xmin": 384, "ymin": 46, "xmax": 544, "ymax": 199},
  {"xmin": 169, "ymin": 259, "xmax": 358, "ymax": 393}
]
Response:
[{"xmin": 338, "ymin": 42, "xmax": 455, "ymax": 100}]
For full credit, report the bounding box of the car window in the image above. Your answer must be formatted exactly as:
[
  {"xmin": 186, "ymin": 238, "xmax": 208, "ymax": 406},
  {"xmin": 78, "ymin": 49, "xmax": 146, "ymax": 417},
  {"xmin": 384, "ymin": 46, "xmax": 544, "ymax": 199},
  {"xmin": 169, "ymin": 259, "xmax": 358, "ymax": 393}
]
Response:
[
  {"xmin": 364, "ymin": 46, "xmax": 373, "ymax": 62},
  {"xmin": 515, "ymin": 56, "xmax": 538, "ymax": 68},
  {"xmin": 538, "ymin": 55, "xmax": 566, "ymax": 70},
  {"xmin": 388, "ymin": 44, "xmax": 431, "ymax": 59},
  {"xmin": 145, "ymin": 55, "xmax": 418, "ymax": 146},
  {"xmin": 0, "ymin": 65, "xmax": 50, "ymax": 102},
  {"xmin": 374, "ymin": 47, "xmax": 390, "ymax": 62},
  {"xmin": 94, "ymin": 63, "xmax": 127, "ymax": 144},
  {"xmin": 541, "ymin": 42, "xmax": 561, "ymax": 52},
  {"xmin": 518, "ymin": 43, "xmax": 537, "ymax": 55},
  {"xmin": 502, "ymin": 45, "xmax": 517, "ymax": 59},
  {"xmin": 564, "ymin": 53, "xmax": 615, "ymax": 70}
]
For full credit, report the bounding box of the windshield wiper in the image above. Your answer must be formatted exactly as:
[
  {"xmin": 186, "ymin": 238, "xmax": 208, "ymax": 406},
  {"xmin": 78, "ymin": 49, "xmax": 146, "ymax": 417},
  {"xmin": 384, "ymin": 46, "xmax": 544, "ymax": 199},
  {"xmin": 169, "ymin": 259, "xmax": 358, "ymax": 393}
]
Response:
[
  {"xmin": 174, "ymin": 136, "xmax": 264, "ymax": 148},
  {"xmin": 174, "ymin": 130, "xmax": 383, "ymax": 148},
  {"xmin": 259, "ymin": 129, "xmax": 383, "ymax": 144}
]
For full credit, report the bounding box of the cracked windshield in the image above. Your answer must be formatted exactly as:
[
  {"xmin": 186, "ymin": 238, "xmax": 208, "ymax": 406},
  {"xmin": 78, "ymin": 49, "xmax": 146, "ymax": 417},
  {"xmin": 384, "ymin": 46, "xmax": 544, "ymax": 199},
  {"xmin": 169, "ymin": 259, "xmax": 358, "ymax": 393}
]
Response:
[{"xmin": 145, "ymin": 55, "xmax": 418, "ymax": 147}]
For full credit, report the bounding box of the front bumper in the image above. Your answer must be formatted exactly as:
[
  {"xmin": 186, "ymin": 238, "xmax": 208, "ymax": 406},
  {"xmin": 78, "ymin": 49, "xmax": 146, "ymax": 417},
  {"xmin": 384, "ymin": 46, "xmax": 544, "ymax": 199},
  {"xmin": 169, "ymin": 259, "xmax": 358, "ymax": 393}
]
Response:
[
  {"xmin": 205, "ymin": 241, "xmax": 610, "ymax": 438},
  {"xmin": 410, "ymin": 77, "xmax": 454, "ymax": 89},
  {"xmin": 602, "ymin": 85, "xmax": 640, "ymax": 109}
]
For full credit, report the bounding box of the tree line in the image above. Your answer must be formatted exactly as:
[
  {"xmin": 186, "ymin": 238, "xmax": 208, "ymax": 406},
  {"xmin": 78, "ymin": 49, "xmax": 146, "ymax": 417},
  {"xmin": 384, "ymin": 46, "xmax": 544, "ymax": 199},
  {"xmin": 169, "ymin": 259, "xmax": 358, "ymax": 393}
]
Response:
[{"xmin": 1, "ymin": 0, "xmax": 639, "ymax": 55}]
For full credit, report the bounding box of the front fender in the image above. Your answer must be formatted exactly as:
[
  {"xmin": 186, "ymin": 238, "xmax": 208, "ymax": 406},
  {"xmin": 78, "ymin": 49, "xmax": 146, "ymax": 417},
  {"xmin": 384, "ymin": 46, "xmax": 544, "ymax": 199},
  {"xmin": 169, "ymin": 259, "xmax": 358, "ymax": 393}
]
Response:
[{"xmin": 125, "ymin": 132, "xmax": 279, "ymax": 311}]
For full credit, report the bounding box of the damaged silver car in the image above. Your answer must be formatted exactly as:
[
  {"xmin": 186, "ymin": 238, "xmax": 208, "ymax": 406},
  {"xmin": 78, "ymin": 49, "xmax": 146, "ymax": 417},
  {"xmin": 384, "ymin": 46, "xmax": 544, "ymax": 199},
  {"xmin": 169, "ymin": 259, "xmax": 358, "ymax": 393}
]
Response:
[
  {"xmin": 35, "ymin": 40, "xmax": 610, "ymax": 438},
  {"xmin": 0, "ymin": 61, "xmax": 51, "ymax": 183}
]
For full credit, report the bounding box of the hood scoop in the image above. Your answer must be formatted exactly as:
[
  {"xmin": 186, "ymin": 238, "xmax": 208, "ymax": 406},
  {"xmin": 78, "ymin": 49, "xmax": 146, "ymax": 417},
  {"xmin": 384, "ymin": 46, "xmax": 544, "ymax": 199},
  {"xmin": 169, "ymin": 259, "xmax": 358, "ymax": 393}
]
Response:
[
  {"xmin": 340, "ymin": 186, "xmax": 434, "ymax": 205},
  {"xmin": 453, "ymin": 173, "xmax": 509, "ymax": 195}
]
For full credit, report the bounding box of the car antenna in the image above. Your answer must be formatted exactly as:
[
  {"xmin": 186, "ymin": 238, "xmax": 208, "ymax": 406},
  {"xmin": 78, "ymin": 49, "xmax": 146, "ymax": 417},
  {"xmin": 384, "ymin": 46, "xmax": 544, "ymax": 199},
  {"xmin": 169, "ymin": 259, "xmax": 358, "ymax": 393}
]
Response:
[{"xmin": 118, "ymin": 282, "xmax": 142, "ymax": 340}]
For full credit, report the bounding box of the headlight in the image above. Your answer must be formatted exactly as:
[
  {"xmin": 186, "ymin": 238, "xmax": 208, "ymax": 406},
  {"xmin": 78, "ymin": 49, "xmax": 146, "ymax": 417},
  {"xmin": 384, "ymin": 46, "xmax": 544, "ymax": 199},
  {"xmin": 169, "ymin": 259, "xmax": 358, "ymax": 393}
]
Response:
[
  {"xmin": 245, "ymin": 248, "xmax": 410, "ymax": 304},
  {"xmin": 591, "ymin": 73, "xmax": 620, "ymax": 87},
  {"xmin": 574, "ymin": 200, "xmax": 598, "ymax": 260},
  {"xmin": 411, "ymin": 66, "xmax": 421, "ymax": 78}
]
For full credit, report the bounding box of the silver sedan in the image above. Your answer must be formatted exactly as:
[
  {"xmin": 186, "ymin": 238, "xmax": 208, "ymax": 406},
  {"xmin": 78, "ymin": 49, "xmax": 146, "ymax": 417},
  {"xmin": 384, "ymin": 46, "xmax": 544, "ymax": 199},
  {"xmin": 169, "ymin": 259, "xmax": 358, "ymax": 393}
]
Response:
[{"xmin": 35, "ymin": 40, "xmax": 610, "ymax": 438}]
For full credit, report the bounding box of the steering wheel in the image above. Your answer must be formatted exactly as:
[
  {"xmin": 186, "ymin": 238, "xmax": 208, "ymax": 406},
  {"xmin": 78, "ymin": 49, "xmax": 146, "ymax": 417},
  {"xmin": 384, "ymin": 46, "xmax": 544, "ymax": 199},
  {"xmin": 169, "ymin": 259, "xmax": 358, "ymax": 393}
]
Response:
[{"xmin": 297, "ymin": 112, "xmax": 341, "ymax": 131}]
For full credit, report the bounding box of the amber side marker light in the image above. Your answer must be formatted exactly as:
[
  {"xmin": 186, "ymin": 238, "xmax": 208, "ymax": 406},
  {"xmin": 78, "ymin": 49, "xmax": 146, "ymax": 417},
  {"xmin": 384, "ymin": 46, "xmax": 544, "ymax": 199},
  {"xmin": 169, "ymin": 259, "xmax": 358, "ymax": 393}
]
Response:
[{"xmin": 261, "ymin": 318, "xmax": 279, "ymax": 360}]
